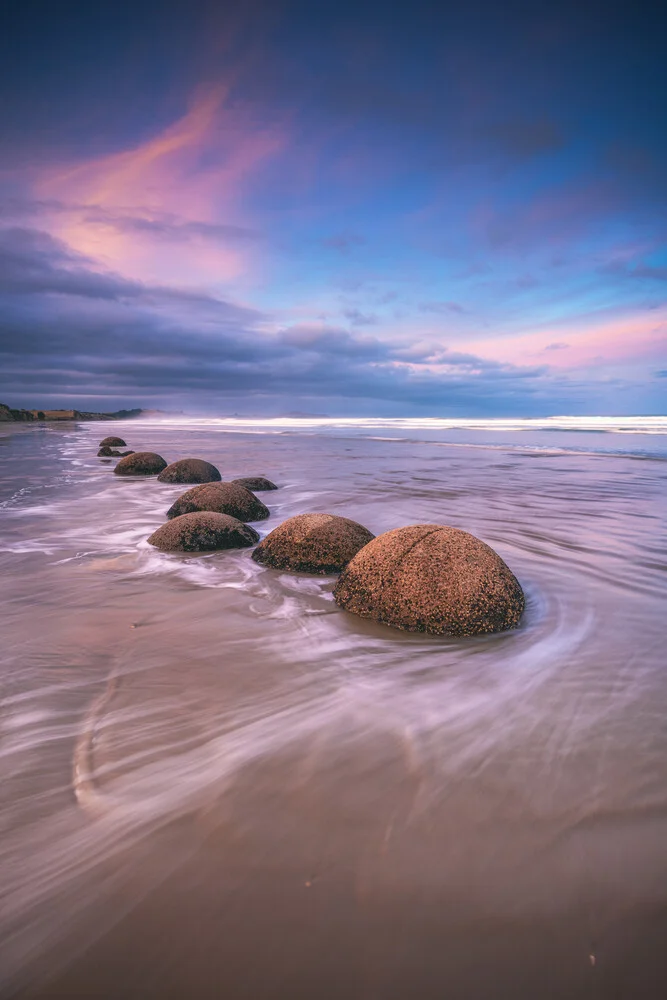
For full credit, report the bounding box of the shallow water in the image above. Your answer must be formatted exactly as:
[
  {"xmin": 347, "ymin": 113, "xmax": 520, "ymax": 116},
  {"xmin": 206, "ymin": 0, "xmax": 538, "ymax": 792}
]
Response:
[{"xmin": 1, "ymin": 418, "xmax": 666, "ymax": 999}]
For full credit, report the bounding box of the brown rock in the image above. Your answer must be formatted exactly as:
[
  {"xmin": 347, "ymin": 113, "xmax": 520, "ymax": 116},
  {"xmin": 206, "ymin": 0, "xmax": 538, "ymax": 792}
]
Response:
[
  {"xmin": 114, "ymin": 452, "xmax": 168, "ymax": 476},
  {"xmin": 98, "ymin": 447, "xmax": 135, "ymax": 457},
  {"xmin": 167, "ymin": 482, "xmax": 269, "ymax": 521},
  {"xmin": 333, "ymin": 524, "xmax": 524, "ymax": 636},
  {"xmin": 252, "ymin": 513, "xmax": 374, "ymax": 575},
  {"xmin": 100, "ymin": 436, "xmax": 127, "ymax": 447},
  {"xmin": 157, "ymin": 458, "xmax": 221, "ymax": 484},
  {"xmin": 147, "ymin": 511, "xmax": 259, "ymax": 552},
  {"xmin": 232, "ymin": 476, "xmax": 278, "ymax": 491}
]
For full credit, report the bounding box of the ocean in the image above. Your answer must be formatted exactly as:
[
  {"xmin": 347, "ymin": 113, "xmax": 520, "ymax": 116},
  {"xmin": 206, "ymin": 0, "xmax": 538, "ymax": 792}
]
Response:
[{"xmin": 1, "ymin": 415, "xmax": 666, "ymax": 999}]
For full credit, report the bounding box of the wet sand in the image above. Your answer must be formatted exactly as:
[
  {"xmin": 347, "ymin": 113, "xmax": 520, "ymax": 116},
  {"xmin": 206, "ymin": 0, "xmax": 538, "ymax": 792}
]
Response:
[{"xmin": 1, "ymin": 419, "xmax": 666, "ymax": 998}]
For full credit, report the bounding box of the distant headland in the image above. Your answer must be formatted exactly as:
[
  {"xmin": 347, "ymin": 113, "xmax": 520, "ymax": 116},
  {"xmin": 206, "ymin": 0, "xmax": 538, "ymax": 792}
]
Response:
[{"xmin": 0, "ymin": 403, "xmax": 178, "ymax": 423}]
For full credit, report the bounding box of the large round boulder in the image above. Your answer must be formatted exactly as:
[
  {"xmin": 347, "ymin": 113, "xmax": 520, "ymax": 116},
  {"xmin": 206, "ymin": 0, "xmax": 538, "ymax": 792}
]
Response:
[
  {"xmin": 147, "ymin": 512, "xmax": 259, "ymax": 552},
  {"xmin": 232, "ymin": 476, "xmax": 278, "ymax": 492},
  {"xmin": 157, "ymin": 458, "xmax": 221, "ymax": 484},
  {"xmin": 114, "ymin": 452, "xmax": 168, "ymax": 476},
  {"xmin": 100, "ymin": 436, "xmax": 127, "ymax": 447},
  {"xmin": 252, "ymin": 513, "xmax": 374, "ymax": 575},
  {"xmin": 167, "ymin": 482, "xmax": 269, "ymax": 521},
  {"xmin": 333, "ymin": 524, "xmax": 524, "ymax": 636}
]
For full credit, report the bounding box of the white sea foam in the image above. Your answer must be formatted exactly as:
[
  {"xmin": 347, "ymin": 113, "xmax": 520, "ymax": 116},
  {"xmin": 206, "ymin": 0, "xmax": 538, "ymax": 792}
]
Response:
[{"xmin": 108, "ymin": 414, "xmax": 667, "ymax": 435}]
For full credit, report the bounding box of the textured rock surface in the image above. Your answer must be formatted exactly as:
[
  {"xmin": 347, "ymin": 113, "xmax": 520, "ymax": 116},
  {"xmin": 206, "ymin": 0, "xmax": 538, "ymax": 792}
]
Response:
[
  {"xmin": 167, "ymin": 482, "xmax": 269, "ymax": 521},
  {"xmin": 252, "ymin": 513, "xmax": 374, "ymax": 574},
  {"xmin": 113, "ymin": 452, "xmax": 168, "ymax": 476},
  {"xmin": 99, "ymin": 436, "xmax": 126, "ymax": 447},
  {"xmin": 157, "ymin": 458, "xmax": 221, "ymax": 484},
  {"xmin": 333, "ymin": 524, "xmax": 524, "ymax": 636},
  {"xmin": 147, "ymin": 511, "xmax": 259, "ymax": 552},
  {"xmin": 232, "ymin": 476, "xmax": 278, "ymax": 491}
]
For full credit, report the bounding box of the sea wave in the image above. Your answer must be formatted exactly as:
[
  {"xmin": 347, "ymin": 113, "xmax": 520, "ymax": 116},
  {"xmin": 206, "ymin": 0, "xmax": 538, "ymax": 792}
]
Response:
[{"xmin": 114, "ymin": 414, "xmax": 667, "ymax": 435}]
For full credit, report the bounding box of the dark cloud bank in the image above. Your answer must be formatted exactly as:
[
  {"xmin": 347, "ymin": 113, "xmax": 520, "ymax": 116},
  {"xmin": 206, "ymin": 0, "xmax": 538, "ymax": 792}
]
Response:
[{"xmin": 0, "ymin": 225, "xmax": 622, "ymax": 415}]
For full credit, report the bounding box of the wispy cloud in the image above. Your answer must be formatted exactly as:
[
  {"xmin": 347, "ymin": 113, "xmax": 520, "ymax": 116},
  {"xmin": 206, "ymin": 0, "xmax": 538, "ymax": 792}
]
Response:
[
  {"xmin": 418, "ymin": 301, "xmax": 469, "ymax": 315},
  {"xmin": 81, "ymin": 209, "xmax": 260, "ymax": 244},
  {"xmin": 467, "ymin": 309, "xmax": 667, "ymax": 369},
  {"xmin": 20, "ymin": 87, "xmax": 286, "ymax": 286},
  {"xmin": 342, "ymin": 307, "xmax": 377, "ymax": 326}
]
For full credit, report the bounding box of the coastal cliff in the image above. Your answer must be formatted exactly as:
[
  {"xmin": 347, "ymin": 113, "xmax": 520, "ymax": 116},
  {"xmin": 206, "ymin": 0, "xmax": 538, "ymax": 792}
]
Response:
[{"xmin": 0, "ymin": 403, "xmax": 145, "ymax": 422}]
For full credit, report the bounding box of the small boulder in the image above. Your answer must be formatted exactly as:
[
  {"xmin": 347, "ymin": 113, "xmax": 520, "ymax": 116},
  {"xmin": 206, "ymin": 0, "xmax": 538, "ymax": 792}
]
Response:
[
  {"xmin": 147, "ymin": 511, "xmax": 259, "ymax": 552},
  {"xmin": 100, "ymin": 436, "xmax": 127, "ymax": 447},
  {"xmin": 98, "ymin": 447, "xmax": 135, "ymax": 457},
  {"xmin": 232, "ymin": 476, "xmax": 278, "ymax": 491},
  {"xmin": 252, "ymin": 513, "xmax": 374, "ymax": 575},
  {"xmin": 167, "ymin": 482, "xmax": 269, "ymax": 521},
  {"xmin": 157, "ymin": 458, "xmax": 222, "ymax": 484},
  {"xmin": 333, "ymin": 524, "xmax": 524, "ymax": 636},
  {"xmin": 114, "ymin": 452, "xmax": 168, "ymax": 476}
]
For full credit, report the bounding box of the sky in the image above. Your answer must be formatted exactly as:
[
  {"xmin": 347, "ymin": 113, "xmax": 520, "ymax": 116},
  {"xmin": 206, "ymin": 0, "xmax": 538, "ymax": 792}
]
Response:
[{"xmin": 0, "ymin": 0, "xmax": 665, "ymax": 416}]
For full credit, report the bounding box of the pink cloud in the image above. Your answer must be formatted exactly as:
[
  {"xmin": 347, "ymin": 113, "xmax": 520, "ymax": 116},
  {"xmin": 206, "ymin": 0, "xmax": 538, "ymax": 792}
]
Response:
[
  {"xmin": 465, "ymin": 308, "xmax": 667, "ymax": 369},
  {"xmin": 30, "ymin": 87, "xmax": 287, "ymax": 287}
]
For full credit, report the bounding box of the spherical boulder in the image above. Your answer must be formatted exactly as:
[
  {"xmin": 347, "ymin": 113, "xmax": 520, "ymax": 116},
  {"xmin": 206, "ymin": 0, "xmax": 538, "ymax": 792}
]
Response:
[
  {"xmin": 252, "ymin": 513, "xmax": 374, "ymax": 575},
  {"xmin": 157, "ymin": 458, "xmax": 221, "ymax": 484},
  {"xmin": 100, "ymin": 436, "xmax": 127, "ymax": 447},
  {"xmin": 232, "ymin": 476, "xmax": 278, "ymax": 492},
  {"xmin": 167, "ymin": 482, "xmax": 269, "ymax": 522},
  {"xmin": 114, "ymin": 452, "xmax": 168, "ymax": 476},
  {"xmin": 333, "ymin": 524, "xmax": 524, "ymax": 636},
  {"xmin": 147, "ymin": 511, "xmax": 259, "ymax": 552}
]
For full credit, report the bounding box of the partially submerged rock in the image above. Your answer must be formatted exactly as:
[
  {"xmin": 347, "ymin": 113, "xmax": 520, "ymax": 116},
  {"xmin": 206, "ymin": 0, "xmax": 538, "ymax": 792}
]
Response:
[
  {"xmin": 98, "ymin": 447, "xmax": 134, "ymax": 457},
  {"xmin": 252, "ymin": 513, "xmax": 374, "ymax": 575},
  {"xmin": 232, "ymin": 476, "xmax": 278, "ymax": 491},
  {"xmin": 114, "ymin": 452, "xmax": 168, "ymax": 476},
  {"xmin": 333, "ymin": 524, "xmax": 524, "ymax": 636},
  {"xmin": 157, "ymin": 458, "xmax": 221, "ymax": 484},
  {"xmin": 100, "ymin": 436, "xmax": 127, "ymax": 447},
  {"xmin": 147, "ymin": 511, "xmax": 259, "ymax": 552},
  {"xmin": 167, "ymin": 482, "xmax": 269, "ymax": 521}
]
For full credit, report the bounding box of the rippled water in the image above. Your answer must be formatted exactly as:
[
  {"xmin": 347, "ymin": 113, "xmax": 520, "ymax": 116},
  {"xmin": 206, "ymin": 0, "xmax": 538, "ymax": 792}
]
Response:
[{"xmin": 1, "ymin": 419, "xmax": 666, "ymax": 999}]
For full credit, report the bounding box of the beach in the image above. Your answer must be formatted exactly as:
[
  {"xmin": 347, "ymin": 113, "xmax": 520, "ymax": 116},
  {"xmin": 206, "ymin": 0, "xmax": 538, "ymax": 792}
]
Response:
[{"xmin": 1, "ymin": 416, "xmax": 666, "ymax": 999}]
